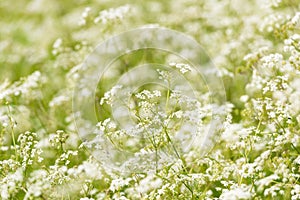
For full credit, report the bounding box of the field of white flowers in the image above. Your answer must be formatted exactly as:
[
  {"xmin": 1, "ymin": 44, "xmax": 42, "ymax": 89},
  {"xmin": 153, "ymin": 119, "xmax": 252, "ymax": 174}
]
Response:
[{"xmin": 1, "ymin": 0, "xmax": 300, "ymax": 199}]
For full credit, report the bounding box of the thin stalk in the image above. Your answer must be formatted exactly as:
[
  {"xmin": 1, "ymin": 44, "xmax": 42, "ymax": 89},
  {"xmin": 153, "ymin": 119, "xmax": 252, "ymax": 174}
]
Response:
[{"xmin": 6, "ymin": 104, "xmax": 18, "ymax": 160}]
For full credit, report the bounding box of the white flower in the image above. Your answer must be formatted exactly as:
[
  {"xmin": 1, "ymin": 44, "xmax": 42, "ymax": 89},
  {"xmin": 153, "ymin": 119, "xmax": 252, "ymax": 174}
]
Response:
[
  {"xmin": 220, "ymin": 186, "xmax": 252, "ymax": 200},
  {"xmin": 53, "ymin": 38, "xmax": 62, "ymax": 49},
  {"xmin": 49, "ymin": 94, "xmax": 70, "ymax": 107},
  {"xmin": 100, "ymin": 85, "xmax": 123, "ymax": 105},
  {"xmin": 240, "ymin": 95, "xmax": 249, "ymax": 102},
  {"xmin": 291, "ymin": 184, "xmax": 300, "ymax": 200},
  {"xmin": 94, "ymin": 5, "xmax": 130, "ymax": 24},
  {"xmin": 255, "ymin": 174, "xmax": 280, "ymax": 191},
  {"xmin": 78, "ymin": 7, "xmax": 92, "ymax": 26},
  {"xmin": 109, "ymin": 178, "xmax": 132, "ymax": 192},
  {"xmin": 291, "ymin": 12, "xmax": 300, "ymax": 25},
  {"xmin": 169, "ymin": 62, "xmax": 192, "ymax": 74}
]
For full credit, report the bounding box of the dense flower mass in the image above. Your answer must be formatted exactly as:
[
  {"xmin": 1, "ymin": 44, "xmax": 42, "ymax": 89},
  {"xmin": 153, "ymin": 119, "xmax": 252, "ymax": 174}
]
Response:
[{"xmin": 1, "ymin": 0, "xmax": 300, "ymax": 199}]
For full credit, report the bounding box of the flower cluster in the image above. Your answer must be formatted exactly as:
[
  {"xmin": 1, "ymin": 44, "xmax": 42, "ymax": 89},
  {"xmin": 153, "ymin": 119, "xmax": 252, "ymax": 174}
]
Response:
[{"xmin": 1, "ymin": 0, "xmax": 300, "ymax": 199}]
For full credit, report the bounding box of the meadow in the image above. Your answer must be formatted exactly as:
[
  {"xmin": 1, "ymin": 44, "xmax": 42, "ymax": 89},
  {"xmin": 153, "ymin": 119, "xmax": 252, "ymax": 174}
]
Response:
[{"xmin": 0, "ymin": 0, "xmax": 300, "ymax": 199}]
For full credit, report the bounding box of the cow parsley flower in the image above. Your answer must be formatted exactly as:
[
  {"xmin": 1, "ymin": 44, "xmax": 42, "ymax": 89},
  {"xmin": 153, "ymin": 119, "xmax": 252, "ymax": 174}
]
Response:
[{"xmin": 94, "ymin": 5, "xmax": 130, "ymax": 24}]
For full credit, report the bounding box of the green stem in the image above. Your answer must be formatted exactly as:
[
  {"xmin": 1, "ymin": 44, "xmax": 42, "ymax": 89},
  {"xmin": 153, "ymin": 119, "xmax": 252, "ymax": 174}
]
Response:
[
  {"xmin": 6, "ymin": 104, "xmax": 18, "ymax": 161},
  {"xmin": 163, "ymin": 127, "xmax": 180, "ymax": 160},
  {"xmin": 165, "ymin": 80, "xmax": 171, "ymax": 113}
]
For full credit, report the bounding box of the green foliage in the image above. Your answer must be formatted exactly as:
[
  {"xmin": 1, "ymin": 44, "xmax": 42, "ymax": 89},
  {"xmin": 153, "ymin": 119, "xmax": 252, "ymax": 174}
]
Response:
[{"xmin": 1, "ymin": 0, "xmax": 300, "ymax": 199}]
